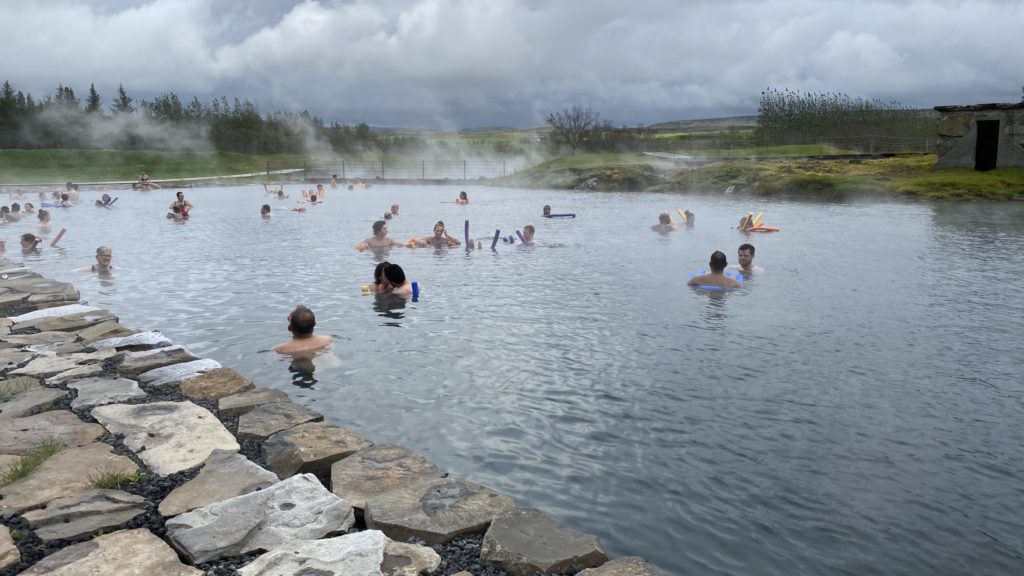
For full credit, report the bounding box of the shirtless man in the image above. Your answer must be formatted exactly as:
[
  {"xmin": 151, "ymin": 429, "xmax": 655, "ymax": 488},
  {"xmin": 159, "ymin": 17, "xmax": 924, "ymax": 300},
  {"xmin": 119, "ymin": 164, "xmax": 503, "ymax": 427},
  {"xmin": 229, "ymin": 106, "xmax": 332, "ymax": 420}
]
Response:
[
  {"xmin": 651, "ymin": 212, "xmax": 676, "ymax": 232},
  {"xmin": 170, "ymin": 191, "xmax": 193, "ymax": 216},
  {"xmin": 357, "ymin": 220, "xmax": 400, "ymax": 250},
  {"xmin": 729, "ymin": 243, "xmax": 765, "ymax": 275},
  {"xmin": 521, "ymin": 224, "xmax": 536, "ymax": 245},
  {"xmin": 382, "ymin": 264, "xmax": 413, "ymax": 297},
  {"xmin": 687, "ymin": 251, "xmax": 742, "ymax": 289},
  {"xmin": 272, "ymin": 305, "xmax": 332, "ymax": 356}
]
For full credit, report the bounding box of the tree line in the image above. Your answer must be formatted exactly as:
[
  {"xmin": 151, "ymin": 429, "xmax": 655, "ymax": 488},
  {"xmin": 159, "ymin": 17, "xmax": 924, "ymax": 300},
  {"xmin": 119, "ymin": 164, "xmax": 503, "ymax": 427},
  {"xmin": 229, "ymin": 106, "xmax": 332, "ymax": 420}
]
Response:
[
  {"xmin": 0, "ymin": 80, "xmax": 425, "ymax": 154},
  {"xmin": 753, "ymin": 87, "xmax": 937, "ymax": 146},
  {"xmin": 545, "ymin": 105, "xmax": 654, "ymax": 154}
]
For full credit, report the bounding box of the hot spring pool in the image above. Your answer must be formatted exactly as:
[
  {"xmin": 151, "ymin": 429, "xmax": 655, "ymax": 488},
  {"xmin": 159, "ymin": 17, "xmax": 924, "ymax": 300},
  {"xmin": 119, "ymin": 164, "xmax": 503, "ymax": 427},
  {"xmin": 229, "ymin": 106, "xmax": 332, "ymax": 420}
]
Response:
[{"xmin": 11, "ymin": 183, "xmax": 1024, "ymax": 576}]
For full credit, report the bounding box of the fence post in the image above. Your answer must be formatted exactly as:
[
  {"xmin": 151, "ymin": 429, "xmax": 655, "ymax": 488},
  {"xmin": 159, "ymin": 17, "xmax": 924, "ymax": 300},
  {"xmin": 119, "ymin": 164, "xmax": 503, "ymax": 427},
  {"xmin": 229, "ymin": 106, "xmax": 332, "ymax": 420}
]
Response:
[
  {"xmin": 463, "ymin": 160, "xmax": 467, "ymax": 180},
  {"xmin": 342, "ymin": 160, "xmax": 345, "ymax": 180},
  {"xmin": 870, "ymin": 137, "xmax": 875, "ymax": 155},
  {"xmin": 266, "ymin": 160, "xmax": 270, "ymax": 178},
  {"xmin": 381, "ymin": 159, "xmax": 385, "ymax": 180},
  {"xmin": 503, "ymin": 160, "xmax": 506, "ymax": 177},
  {"xmin": 422, "ymin": 160, "xmax": 425, "ymax": 180},
  {"xmin": 303, "ymin": 161, "xmax": 307, "ymax": 181}
]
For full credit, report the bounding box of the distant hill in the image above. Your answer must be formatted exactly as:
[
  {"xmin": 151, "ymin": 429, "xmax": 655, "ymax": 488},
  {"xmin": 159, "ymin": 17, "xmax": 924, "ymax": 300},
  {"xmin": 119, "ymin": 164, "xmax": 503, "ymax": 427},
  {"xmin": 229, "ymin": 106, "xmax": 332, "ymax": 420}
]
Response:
[{"xmin": 647, "ymin": 116, "xmax": 758, "ymax": 133}]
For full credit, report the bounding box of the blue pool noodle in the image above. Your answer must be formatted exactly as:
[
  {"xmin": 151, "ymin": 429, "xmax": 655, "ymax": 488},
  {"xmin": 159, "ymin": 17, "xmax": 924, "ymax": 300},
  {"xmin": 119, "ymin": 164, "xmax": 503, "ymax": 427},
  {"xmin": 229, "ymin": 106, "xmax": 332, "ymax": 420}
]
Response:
[
  {"xmin": 464, "ymin": 220, "xmax": 469, "ymax": 248},
  {"xmin": 491, "ymin": 229, "xmax": 500, "ymax": 250},
  {"xmin": 412, "ymin": 281, "xmax": 419, "ymax": 302},
  {"xmin": 516, "ymin": 230, "xmax": 527, "ymax": 244}
]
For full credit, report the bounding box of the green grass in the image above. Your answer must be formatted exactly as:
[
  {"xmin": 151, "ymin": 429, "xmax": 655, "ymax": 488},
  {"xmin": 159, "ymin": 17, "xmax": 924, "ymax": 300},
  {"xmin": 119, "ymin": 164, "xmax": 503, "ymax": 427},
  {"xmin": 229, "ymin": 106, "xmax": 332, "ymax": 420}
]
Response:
[
  {"xmin": 0, "ymin": 149, "xmax": 307, "ymax": 185},
  {"xmin": 0, "ymin": 378, "xmax": 34, "ymax": 401},
  {"xmin": 0, "ymin": 438, "xmax": 63, "ymax": 486},
  {"xmin": 88, "ymin": 468, "xmax": 145, "ymax": 489}
]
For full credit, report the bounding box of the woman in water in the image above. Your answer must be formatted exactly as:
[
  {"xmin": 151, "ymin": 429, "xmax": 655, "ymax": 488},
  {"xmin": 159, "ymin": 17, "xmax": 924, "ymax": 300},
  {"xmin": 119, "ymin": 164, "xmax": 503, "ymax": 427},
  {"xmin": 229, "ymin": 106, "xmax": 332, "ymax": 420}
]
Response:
[
  {"xmin": 367, "ymin": 261, "xmax": 391, "ymax": 293},
  {"xmin": 261, "ymin": 204, "xmax": 272, "ymax": 218},
  {"xmin": 454, "ymin": 190, "xmax": 469, "ymax": 205},
  {"xmin": 170, "ymin": 191, "xmax": 193, "ymax": 217},
  {"xmin": 416, "ymin": 221, "xmax": 461, "ymax": 248},
  {"xmin": 20, "ymin": 233, "xmax": 42, "ymax": 254},
  {"xmin": 37, "ymin": 209, "xmax": 51, "ymax": 229}
]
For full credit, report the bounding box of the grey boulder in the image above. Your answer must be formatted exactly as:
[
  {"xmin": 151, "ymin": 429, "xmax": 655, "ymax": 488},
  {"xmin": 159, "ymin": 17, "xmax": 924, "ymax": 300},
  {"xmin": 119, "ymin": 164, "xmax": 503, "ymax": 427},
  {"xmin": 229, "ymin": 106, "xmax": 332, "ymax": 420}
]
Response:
[{"xmin": 481, "ymin": 507, "xmax": 609, "ymax": 575}]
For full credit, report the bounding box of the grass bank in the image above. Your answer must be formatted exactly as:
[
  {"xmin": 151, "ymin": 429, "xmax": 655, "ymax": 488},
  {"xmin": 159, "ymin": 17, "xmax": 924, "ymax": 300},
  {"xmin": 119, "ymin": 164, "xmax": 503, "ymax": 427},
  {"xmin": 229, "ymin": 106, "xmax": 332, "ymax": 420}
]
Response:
[
  {"xmin": 495, "ymin": 153, "xmax": 1024, "ymax": 200},
  {"xmin": 0, "ymin": 149, "xmax": 306, "ymax": 185}
]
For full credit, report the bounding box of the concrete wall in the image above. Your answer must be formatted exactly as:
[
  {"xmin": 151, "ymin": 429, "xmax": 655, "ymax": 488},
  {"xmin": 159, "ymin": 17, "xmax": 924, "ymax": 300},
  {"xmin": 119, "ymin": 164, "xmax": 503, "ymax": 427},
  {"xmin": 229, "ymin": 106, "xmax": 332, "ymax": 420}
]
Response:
[{"xmin": 934, "ymin": 108, "xmax": 1024, "ymax": 170}]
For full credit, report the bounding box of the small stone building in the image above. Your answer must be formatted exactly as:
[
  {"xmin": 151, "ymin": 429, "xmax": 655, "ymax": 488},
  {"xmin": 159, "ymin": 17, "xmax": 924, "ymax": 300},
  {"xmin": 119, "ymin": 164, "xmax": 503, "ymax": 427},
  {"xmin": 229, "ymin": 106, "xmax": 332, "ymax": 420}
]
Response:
[{"xmin": 933, "ymin": 103, "xmax": 1024, "ymax": 171}]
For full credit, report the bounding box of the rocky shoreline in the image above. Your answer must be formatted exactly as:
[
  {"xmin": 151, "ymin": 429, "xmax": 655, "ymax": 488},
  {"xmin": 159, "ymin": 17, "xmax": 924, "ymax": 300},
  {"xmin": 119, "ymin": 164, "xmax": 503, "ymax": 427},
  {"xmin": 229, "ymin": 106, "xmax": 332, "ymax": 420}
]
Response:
[{"xmin": 0, "ymin": 260, "xmax": 669, "ymax": 576}]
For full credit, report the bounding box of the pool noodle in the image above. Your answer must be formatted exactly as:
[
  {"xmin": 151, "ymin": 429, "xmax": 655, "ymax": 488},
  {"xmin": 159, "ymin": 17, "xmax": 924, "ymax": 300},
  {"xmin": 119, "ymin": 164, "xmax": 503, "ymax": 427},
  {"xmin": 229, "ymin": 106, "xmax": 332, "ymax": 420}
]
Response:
[
  {"xmin": 107, "ymin": 197, "xmax": 118, "ymax": 206},
  {"xmin": 752, "ymin": 211, "xmax": 764, "ymax": 227},
  {"xmin": 677, "ymin": 209, "xmax": 687, "ymax": 221},
  {"xmin": 51, "ymin": 228, "xmax": 66, "ymax": 247},
  {"xmin": 411, "ymin": 281, "xmax": 420, "ymax": 302},
  {"xmin": 464, "ymin": 220, "xmax": 469, "ymax": 248},
  {"xmin": 516, "ymin": 230, "xmax": 527, "ymax": 244},
  {"xmin": 491, "ymin": 229, "xmax": 500, "ymax": 250}
]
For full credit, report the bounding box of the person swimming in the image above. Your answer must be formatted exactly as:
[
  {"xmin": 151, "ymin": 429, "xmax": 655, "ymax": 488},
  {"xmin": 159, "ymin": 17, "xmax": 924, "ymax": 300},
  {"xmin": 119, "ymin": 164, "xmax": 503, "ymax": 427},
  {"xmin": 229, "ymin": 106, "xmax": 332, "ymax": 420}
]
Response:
[
  {"xmin": 20, "ymin": 233, "xmax": 42, "ymax": 254},
  {"xmin": 36, "ymin": 209, "xmax": 51, "ymax": 228},
  {"xmin": 367, "ymin": 261, "xmax": 391, "ymax": 293},
  {"xmin": 261, "ymin": 204, "xmax": 272, "ymax": 218},
  {"xmin": 543, "ymin": 205, "xmax": 551, "ymax": 216},
  {"xmin": 454, "ymin": 190, "xmax": 469, "ymax": 204},
  {"xmin": 651, "ymin": 212, "xmax": 676, "ymax": 232},
  {"xmin": 381, "ymin": 263, "xmax": 413, "ymax": 297},
  {"xmin": 687, "ymin": 251, "xmax": 742, "ymax": 289},
  {"xmin": 170, "ymin": 191, "xmax": 192, "ymax": 217},
  {"xmin": 272, "ymin": 305, "xmax": 332, "ymax": 357},
  {"xmin": 521, "ymin": 224, "xmax": 536, "ymax": 244},
  {"xmin": 356, "ymin": 220, "xmax": 401, "ymax": 250},
  {"xmin": 416, "ymin": 221, "xmax": 461, "ymax": 248},
  {"xmin": 75, "ymin": 246, "xmax": 114, "ymax": 273}
]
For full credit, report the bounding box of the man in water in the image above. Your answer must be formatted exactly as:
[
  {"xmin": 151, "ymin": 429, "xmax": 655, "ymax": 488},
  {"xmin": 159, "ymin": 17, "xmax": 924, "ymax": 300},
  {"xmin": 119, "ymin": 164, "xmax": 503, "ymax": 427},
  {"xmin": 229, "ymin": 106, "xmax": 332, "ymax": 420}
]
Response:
[
  {"xmin": 651, "ymin": 212, "xmax": 676, "ymax": 232},
  {"xmin": 273, "ymin": 305, "xmax": 332, "ymax": 356},
  {"xmin": 357, "ymin": 220, "xmax": 400, "ymax": 250},
  {"xmin": 390, "ymin": 204, "xmax": 399, "ymax": 217},
  {"xmin": 261, "ymin": 204, "xmax": 271, "ymax": 218},
  {"xmin": 382, "ymin": 264, "xmax": 413, "ymax": 297},
  {"xmin": 729, "ymin": 243, "xmax": 765, "ymax": 275},
  {"xmin": 522, "ymin": 225, "xmax": 536, "ymax": 244},
  {"xmin": 687, "ymin": 251, "xmax": 742, "ymax": 289},
  {"xmin": 683, "ymin": 210, "xmax": 695, "ymax": 226}
]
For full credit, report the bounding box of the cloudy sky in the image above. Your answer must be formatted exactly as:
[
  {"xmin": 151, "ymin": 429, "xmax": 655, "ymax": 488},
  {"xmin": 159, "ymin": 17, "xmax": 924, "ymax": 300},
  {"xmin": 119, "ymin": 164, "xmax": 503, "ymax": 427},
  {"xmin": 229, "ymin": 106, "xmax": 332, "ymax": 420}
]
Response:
[{"xmin": 1, "ymin": 0, "xmax": 1021, "ymax": 128}]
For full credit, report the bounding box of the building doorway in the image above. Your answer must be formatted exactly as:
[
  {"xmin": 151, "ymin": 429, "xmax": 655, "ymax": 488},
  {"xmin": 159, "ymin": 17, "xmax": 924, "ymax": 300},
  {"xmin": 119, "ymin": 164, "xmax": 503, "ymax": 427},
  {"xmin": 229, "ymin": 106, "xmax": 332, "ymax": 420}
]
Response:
[{"xmin": 975, "ymin": 120, "xmax": 999, "ymax": 171}]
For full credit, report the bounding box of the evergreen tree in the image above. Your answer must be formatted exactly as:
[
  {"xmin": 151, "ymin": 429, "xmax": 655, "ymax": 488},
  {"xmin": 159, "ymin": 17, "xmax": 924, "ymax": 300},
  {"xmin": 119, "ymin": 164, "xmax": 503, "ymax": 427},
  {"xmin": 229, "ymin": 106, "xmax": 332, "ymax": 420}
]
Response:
[
  {"xmin": 86, "ymin": 83, "xmax": 102, "ymax": 113},
  {"xmin": 111, "ymin": 83, "xmax": 134, "ymax": 113}
]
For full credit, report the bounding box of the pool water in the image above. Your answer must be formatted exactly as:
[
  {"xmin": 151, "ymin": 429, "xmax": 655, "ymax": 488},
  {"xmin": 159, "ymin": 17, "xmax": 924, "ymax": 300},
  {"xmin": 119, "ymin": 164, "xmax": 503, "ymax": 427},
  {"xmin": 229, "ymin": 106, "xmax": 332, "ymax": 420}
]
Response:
[{"xmin": 11, "ymin": 184, "xmax": 1024, "ymax": 576}]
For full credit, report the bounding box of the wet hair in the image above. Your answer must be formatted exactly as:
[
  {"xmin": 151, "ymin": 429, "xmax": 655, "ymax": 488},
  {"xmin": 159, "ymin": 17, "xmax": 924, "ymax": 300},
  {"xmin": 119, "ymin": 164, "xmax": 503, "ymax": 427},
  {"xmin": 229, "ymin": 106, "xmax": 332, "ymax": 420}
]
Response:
[
  {"xmin": 372, "ymin": 220, "xmax": 387, "ymax": 235},
  {"xmin": 659, "ymin": 212, "xmax": 671, "ymax": 224},
  {"xmin": 524, "ymin": 225, "xmax": 535, "ymax": 235},
  {"xmin": 374, "ymin": 261, "xmax": 390, "ymax": 284},
  {"xmin": 332, "ymin": 174, "xmax": 337, "ymax": 178},
  {"xmin": 288, "ymin": 305, "xmax": 317, "ymax": 336},
  {"xmin": 96, "ymin": 246, "xmax": 111, "ymax": 256},
  {"xmin": 459, "ymin": 191, "xmax": 467, "ymax": 199},
  {"xmin": 61, "ymin": 193, "xmax": 69, "ymax": 201},
  {"xmin": 317, "ymin": 184, "xmax": 324, "ymax": 190},
  {"xmin": 384, "ymin": 212, "xmax": 393, "ymax": 220},
  {"xmin": 176, "ymin": 191, "xmax": 184, "ymax": 199},
  {"xmin": 38, "ymin": 209, "xmax": 50, "ymax": 222},
  {"xmin": 21, "ymin": 233, "xmax": 39, "ymax": 244},
  {"xmin": 739, "ymin": 243, "xmax": 755, "ymax": 256},
  {"xmin": 382, "ymin": 263, "xmax": 406, "ymax": 285},
  {"xmin": 261, "ymin": 204, "xmax": 271, "ymax": 214},
  {"xmin": 309, "ymin": 194, "xmax": 317, "ymax": 202},
  {"xmin": 66, "ymin": 182, "xmax": 74, "ymax": 190},
  {"xmin": 543, "ymin": 205, "xmax": 551, "ymax": 214},
  {"xmin": 0, "ymin": 206, "xmax": 8, "ymax": 214},
  {"xmin": 11, "ymin": 203, "xmax": 20, "ymax": 212},
  {"xmin": 24, "ymin": 203, "xmax": 33, "ymax": 210},
  {"xmin": 391, "ymin": 204, "xmax": 399, "ymax": 212},
  {"xmin": 709, "ymin": 251, "xmax": 728, "ymax": 272}
]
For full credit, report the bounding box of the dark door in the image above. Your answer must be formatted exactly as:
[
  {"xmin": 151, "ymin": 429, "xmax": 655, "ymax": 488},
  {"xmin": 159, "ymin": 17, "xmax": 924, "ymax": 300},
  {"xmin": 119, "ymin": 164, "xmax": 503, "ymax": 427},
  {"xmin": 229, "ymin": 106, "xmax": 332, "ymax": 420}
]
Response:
[{"xmin": 975, "ymin": 120, "xmax": 999, "ymax": 171}]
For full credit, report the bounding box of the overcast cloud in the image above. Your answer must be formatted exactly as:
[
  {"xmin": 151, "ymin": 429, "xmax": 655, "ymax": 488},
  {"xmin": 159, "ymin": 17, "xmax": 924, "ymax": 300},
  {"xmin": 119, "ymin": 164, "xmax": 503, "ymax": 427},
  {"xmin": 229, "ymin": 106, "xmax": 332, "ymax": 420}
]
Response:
[{"xmin": 1, "ymin": 0, "xmax": 1021, "ymax": 128}]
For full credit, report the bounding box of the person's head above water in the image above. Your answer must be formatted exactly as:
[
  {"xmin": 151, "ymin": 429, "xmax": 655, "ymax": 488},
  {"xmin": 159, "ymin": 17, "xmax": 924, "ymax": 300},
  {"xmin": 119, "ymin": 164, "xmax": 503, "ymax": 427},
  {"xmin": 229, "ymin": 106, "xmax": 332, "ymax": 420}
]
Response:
[
  {"xmin": 459, "ymin": 191, "xmax": 468, "ymax": 200},
  {"xmin": 709, "ymin": 250, "xmax": 728, "ymax": 272},
  {"xmin": 287, "ymin": 305, "xmax": 317, "ymax": 336},
  {"xmin": 261, "ymin": 204, "xmax": 271, "ymax": 215},
  {"xmin": 658, "ymin": 212, "xmax": 671, "ymax": 225},
  {"xmin": 20, "ymin": 233, "xmax": 40, "ymax": 251},
  {"xmin": 523, "ymin": 224, "xmax": 535, "ymax": 241},
  {"xmin": 433, "ymin": 221, "xmax": 445, "ymax": 237},
  {"xmin": 382, "ymin": 263, "xmax": 406, "ymax": 286},
  {"xmin": 738, "ymin": 243, "xmax": 755, "ymax": 268},
  {"xmin": 390, "ymin": 204, "xmax": 399, "ymax": 215},
  {"xmin": 374, "ymin": 261, "xmax": 390, "ymax": 285},
  {"xmin": 94, "ymin": 246, "xmax": 112, "ymax": 270},
  {"xmin": 38, "ymin": 209, "xmax": 50, "ymax": 222},
  {"xmin": 176, "ymin": 191, "xmax": 184, "ymax": 200},
  {"xmin": 309, "ymin": 194, "xmax": 317, "ymax": 202},
  {"xmin": 11, "ymin": 203, "xmax": 20, "ymax": 213},
  {"xmin": 543, "ymin": 205, "xmax": 551, "ymax": 215},
  {"xmin": 372, "ymin": 220, "xmax": 387, "ymax": 237},
  {"xmin": 60, "ymin": 193, "xmax": 69, "ymax": 202}
]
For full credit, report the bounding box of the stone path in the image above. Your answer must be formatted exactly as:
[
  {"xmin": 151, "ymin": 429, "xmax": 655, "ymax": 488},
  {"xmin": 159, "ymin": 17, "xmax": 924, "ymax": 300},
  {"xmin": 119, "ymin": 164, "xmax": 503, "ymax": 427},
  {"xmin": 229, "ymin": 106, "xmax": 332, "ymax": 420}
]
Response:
[{"xmin": 0, "ymin": 260, "xmax": 669, "ymax": 575}]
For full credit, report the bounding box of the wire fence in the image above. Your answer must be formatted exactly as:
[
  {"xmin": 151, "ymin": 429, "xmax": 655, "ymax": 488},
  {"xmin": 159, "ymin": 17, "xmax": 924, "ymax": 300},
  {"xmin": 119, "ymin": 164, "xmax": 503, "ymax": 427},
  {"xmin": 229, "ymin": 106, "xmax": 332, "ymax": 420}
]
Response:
[
  {"xmin": 648, "ymin": 134, "xmax": 936, "ymax": 155},
  {"xmin": 304, "ymin": 160, "xmax": 509, "ymax": 181}
]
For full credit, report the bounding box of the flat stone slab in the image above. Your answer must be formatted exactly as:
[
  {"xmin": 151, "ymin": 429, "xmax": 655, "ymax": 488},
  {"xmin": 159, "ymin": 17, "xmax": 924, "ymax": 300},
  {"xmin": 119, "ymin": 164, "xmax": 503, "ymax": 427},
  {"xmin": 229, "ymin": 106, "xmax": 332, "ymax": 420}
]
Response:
[
  {"xmin": 7, "ymin": 304, "xmax": 100, "ymax": 324},
  {"xmin": 119, "ymin": 345, "xmax": 199, "ymax": 377},
  {"xmin": 238, "ymin": 530, "xmax": 387, "ymax": 576},
  {"xmin": 92, "ymin": 401, "xmax": 239, "ymax": 475},
  {"xmin": 383, "ymin": 538, "xmax": 443, "ymax": 576},
  {"xmin": 69, "ymin": 377, "xmax": 147, "ymax": 410},
  {"xmin": 365, "ymin": 477, "xmax": 517, "ymax": 544},
  {"xmin": 236, "ymin": 401, "xmax": 323, "ymax": 441},
  {"xmin": 11, "ymin": 348, "xmax": 119, "ymax": 379},
  {"xmin": 218, "ymin": 387, "xmax": 290, "ymax": 417},
  {"xmin": 166, "ymin": 473, "xmax": 355, "ymax": 564},
  {"xmin": 264, "ymin": 420, "xmax": 373, "ymax": 479},
  {"xmin": 88, "ymin": 330, "xmax": 172, "ymax": 351},
  {"xmin": 47, "ymin": 362, "xmax": 106, "ymax": 385},
  {"xmin": 0, "ymin": 442, "xmax": 137, "ymax": 513},
  {"xmin": 0, "ymin": 525, "xmax": 18, "ymax": 571},
  {"xmin": 12, "ymin": 309, "xmax": 117, "ymax": 333},
  {"xmin": 16, "ymin": 528, "xmax": 202, "ymax": 576},
  {"xmin": 1, "ymin": 331, "xmax": 78, "ymax": 351},
  {"xmin": 137, "ymin": 358, "xmax": 222, "ymax": 389},
  {"xmin": 481, "ymin": 507, "xmax": 609, "ymax": 575},
  {"xmin": 0, "ymin": 410, "xmax": 104, "ymax": 455},
  {"xmin": 0, "ymin": 349, "xmax": 35, "ymax": 369},
  {"xmin": 0, "ymin": 382, "xmax": 64, "ymax": 419},
  {"xmin": 75, "ymin": 320, "xmax": 135, "ymax": 343},
  {"xmin": 159, "ymin": 449, "xmax": 279, "ymax": 518},
  {"xmin": 577, "ymin": 557, "xmax": 673, "ymax": 576},
  {"xmin": 23, "ymin": 488, "xmax": 149, "ymax": 541},
  {"xmin": 180, "ymin": 367, "xmax": 253, "ymax": 400},
  {"xmin": 331, "ymin": 443, "xmax": 447, "ymax": 511}
]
